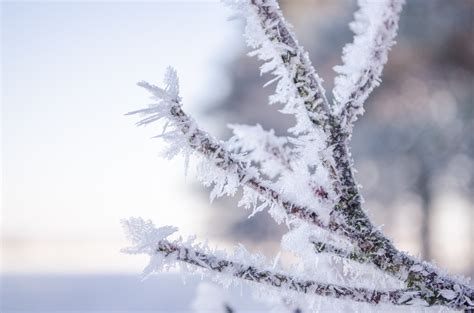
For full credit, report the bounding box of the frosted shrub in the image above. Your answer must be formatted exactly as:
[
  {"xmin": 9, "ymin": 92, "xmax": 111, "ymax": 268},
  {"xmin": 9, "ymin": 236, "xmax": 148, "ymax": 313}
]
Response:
[{"xmin": 122, "ymin": 0, "xmax": 474, "ymax": 311}]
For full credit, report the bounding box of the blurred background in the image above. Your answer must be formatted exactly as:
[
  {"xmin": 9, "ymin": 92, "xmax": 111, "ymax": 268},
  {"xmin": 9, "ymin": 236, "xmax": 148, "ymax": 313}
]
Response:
[{"xmin": 2, "ymin": 0, "xmax": 473, "ymax": 312}]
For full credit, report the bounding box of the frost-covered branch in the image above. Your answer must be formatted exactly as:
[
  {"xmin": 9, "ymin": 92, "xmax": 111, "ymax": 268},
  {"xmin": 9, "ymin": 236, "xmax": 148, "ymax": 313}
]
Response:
[
  {"xmin": 311, "ymin": 240, "xmax": 368, "ymax": 264},
  {"xmin": 222, "ymin": 0, "xmax": 364, "ymax": 207},
  {"xmin": 128, "ymin": 68, "xmax": 340, "ymax": 231},
  {"xmin": 226, "ymin": 1, "xmax": 474, "ymax": 310},
  {"xmin": 225, "ymin": 0, "xmax": 331, "ymax": 134},
  {"xmin": 366, "ymin": 246, "xmax": 474, "ymax": 309},
  {"xmin": 333, "ymin": 0, "xmax": 404, "ymax": 131},
  {"xmin": 153, "ymin": 241, "xmax": 417, "ymax": 306},
  {"xmin": 311, "ymin": 237, "xmax": 474, "ymax": 309},
  {"xmin": 122, "ymin": 218, "xmax": 421, "ymax": 307},
  {"xmin": 127, "ymin": 68, "xmax": 474, "ymax": 310},
  {"xmin": 123, "ymin": 1, "xmax": 474, "ymax": 311},
  {"xmin": 225, "ymin": 0, "xmax": 354, "ymax": 223},
  {"xmin": 227, "ymin": 124, "xmax": 294, "ymax": 178},
  {"xmin": 230, "ymin": 0, "xmax": 401, "ymax": 280},
  {"xmin": 325, "ymin": 1, "xmax": 405, "ymax": 252}
]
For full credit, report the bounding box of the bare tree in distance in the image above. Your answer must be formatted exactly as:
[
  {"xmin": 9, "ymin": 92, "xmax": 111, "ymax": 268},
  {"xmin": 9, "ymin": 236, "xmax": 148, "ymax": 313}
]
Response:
[{"xmin": 122, "ymin": 0, "xmax": 474, "ymax": 311}]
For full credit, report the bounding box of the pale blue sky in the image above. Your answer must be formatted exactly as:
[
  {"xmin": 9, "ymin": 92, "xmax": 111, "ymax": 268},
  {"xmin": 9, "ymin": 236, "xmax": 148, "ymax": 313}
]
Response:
[{"xmin": 2, "ymin": 1, "xmax": 241, "ymax": 272}]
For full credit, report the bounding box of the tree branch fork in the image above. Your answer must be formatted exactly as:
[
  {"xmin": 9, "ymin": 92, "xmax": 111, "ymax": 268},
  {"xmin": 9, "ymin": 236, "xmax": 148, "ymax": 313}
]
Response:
[{"xmin": 123, "ymin": 0, "xmax": 474, "ymax": 311}]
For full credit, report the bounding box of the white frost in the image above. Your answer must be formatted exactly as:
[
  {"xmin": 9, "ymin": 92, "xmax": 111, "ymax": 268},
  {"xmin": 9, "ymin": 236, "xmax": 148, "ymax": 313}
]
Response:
[
  {"xmin": 439, "ymin": 289, "xmax": 457, "ymax": 301},
  {"xmin": 121, "ymin": 217, "xmax": 177, "ymax": 256},
  {"xmin": 333, "ymin": 0, "xmax": 404, "ymax": 128}
]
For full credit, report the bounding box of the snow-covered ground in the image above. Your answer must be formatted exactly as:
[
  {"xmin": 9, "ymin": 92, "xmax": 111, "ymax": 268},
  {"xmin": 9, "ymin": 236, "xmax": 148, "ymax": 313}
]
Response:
[{"xmin": 1, "ymin": 273, "xmax": 267, "ymax": 313}]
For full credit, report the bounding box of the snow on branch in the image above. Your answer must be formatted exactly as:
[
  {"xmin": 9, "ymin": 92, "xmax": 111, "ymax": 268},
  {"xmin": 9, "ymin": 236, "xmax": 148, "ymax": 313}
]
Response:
[
  {"xmin": 224, "ymin": 0, "xmax": 346, "ymax": 219},
  {"xmin": 123, "ymin": 2, "xmax": 474, "ymax": 311},
  {"xmin": 126, "ymin": 68, "xmax": 474, "ymax": 311},
  {"xmin": 122, "ymin": 217, "xmax": 421, "ymax": 307},
  {"xmin": 227, "ymin": 124, "xmax": 294, "ymax": 178},
  {"xmin": 127, "ymin": 68, "xmax": 340, "ymax": 231},
  {"xmin": 224, "ymin": 0, "xmax": 331, "ymax": 135},
  {"xmin": 311, "ymin": 240, "xmax": 368, "ymax": 264},
  {"xmin": 333, "ymin": 0, "xmax": 404, "ymax": 131}
]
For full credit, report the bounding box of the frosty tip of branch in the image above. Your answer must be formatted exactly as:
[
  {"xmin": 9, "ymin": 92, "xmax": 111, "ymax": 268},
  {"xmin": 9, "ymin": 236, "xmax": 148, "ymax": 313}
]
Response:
[
  {"xmin": 136, "ymin": 66, "xmax": 181, "ymax": 103},
  {"xmin": 333, "ymin": 0, "xmax": 404, "ymax": 130},
  {"xmin": 121, "ymin": 217, "xmax": 178, "ymax": 256}
]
